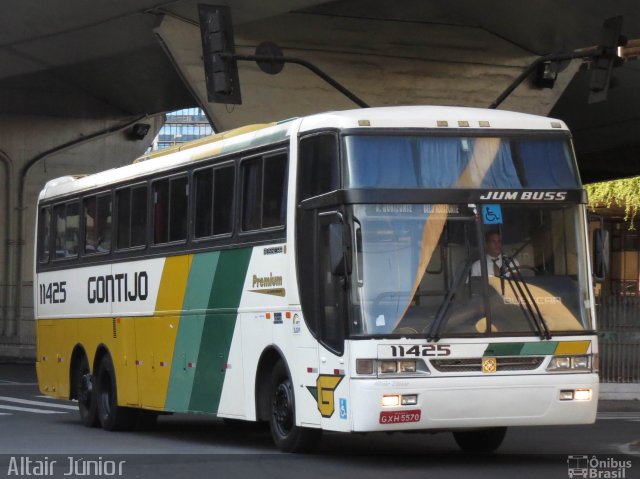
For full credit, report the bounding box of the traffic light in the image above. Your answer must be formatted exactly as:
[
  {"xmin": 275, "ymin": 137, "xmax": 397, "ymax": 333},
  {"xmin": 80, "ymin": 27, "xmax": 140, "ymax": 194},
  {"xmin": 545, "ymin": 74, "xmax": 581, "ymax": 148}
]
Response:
[
  {"xmin": 588, "ymin": 16, "xmax": 624, "ymax": 104},
  {"xmin": 198, "ymin": 4, "xmax": 242, "ymax": 104}
]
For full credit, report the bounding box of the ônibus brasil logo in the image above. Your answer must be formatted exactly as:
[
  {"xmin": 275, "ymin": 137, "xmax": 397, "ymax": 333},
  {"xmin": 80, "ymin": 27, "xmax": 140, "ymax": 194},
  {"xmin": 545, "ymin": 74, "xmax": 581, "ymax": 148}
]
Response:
[{"xmin": 567, "ymin": 455, "xmax": 633, "ymax": 478}]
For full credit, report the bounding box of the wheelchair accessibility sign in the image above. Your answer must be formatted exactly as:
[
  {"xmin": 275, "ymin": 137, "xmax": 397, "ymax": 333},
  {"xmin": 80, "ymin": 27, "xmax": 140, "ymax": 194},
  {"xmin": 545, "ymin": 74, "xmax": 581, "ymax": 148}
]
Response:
[
  {"xmin": 339, "ymin": 398, "xmax": 347, "ymax": 420},
  {"xmin": 482, "ymin": 204, "xmax": 503, "ymax": 225}
]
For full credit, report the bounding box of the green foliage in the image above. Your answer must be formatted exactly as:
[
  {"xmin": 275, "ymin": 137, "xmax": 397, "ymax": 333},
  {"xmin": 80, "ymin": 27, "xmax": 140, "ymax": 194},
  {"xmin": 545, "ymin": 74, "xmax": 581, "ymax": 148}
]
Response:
[{"xmin": 585, "ymin": 176, "xmax": 640, "ymax": 229}]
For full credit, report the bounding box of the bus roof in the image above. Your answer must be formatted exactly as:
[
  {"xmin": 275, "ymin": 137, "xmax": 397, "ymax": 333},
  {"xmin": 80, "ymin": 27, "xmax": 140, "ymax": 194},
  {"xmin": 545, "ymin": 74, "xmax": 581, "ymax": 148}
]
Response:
[
  {"xmin": 299, "ymin": 106, "xmax": 568, "ymax": 132},
  {"xmin": 39, "ymin": 106, "xmax": 568, "ymax": 201}
]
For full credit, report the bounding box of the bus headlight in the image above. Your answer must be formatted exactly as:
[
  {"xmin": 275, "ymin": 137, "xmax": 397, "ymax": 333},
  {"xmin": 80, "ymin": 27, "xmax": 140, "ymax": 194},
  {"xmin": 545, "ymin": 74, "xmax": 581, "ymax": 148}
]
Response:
[
  {"xmin": 399, "ymin": 361, "xmax": 416, "ymax": 373},
  {"xmin": 559, "ymin": 388, "xmax": 592, "ymax": 401},
  {"xmin": 574, "ymin": 389, "xmax": 592, "ymax": 401},
  {"xmin": 382, "ymin": 395, "xmax": 400, "ymax": 407},
  {"xmin": 571, "ymin": 356, "xmax": 589, "ymax": 369},
  {"xmin": 547, "ymin": 355, "xmax": 591, "ymax": 372},
  {"xmin": 548, "ymin": 356, "xmax": 571, "ymax": 370},
  {"xmin": 354, "ymin": 359, "xmax": 430, "ymax": 377},
  {"xmin": 380, "ymin": 361, "xmax": 398, "ymax": 373},
  {"xmin": 356, "ymin": 359, "xmax": 374, "ymax": 375}
]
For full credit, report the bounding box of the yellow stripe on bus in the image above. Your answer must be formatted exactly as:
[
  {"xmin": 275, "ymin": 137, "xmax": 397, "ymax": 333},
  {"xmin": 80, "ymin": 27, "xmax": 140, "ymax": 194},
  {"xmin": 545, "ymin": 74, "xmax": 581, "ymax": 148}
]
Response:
[
  {"xmin": 155, "ymin": 255, "xmax": 193, "ymax": 313},
  {"xmin": 554, "ymin": 340, "xmax": 590, "ymax": 355},
  {"xmin": 130, "ymin": 255, "xmax": 194, "ymax": 409}
]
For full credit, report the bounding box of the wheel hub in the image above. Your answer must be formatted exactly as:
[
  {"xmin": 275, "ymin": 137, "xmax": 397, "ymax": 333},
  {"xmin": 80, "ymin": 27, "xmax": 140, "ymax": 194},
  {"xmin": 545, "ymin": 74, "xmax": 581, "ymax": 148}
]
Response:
[
  {"xmin": 273, "ymin": 381, "xmax": 293, "ymax": 433},
  {"xmin": 78, "ymin": 373, "xmax": 93, "ymax": 404}
]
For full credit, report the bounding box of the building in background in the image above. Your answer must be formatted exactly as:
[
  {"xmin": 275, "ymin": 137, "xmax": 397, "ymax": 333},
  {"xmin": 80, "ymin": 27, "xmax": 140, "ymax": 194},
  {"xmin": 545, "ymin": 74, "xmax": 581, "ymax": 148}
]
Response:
[{"xmin": 151, "ymin": 108, "xmax": 213, "ymax": 150}]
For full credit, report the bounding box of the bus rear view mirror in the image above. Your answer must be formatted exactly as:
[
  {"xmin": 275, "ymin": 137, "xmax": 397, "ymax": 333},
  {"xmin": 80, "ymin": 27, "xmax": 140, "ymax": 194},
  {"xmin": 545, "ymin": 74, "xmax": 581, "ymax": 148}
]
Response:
[
  {"xmin": 328, "ymin": 221, "xmax": 353, "ymax": 277},
  {"xmin": 329, "ymin": 222, "xmax": 346, "ymax": 276},
  {"xmin": 593, "ymin": 228, "xmax": 610, "ymax": 282}
]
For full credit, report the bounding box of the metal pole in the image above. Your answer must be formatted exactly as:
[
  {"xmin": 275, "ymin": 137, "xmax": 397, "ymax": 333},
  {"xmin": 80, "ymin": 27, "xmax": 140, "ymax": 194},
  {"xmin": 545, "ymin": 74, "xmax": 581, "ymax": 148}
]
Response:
[{"xmin": 228, "ymin": 53, "xmax": 370, "ymax": 109}]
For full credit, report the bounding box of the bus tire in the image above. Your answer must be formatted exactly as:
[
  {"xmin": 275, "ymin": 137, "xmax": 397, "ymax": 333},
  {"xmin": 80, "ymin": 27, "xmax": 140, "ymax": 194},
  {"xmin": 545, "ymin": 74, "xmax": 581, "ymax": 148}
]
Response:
[
  {"xmin": 96, "ymin": 354, "xmax": 139, "ymax": 431},
  {"xmin": 452, "ymin": 427, "xmax": 507, "ymax": 453},
  {"xmin": 269, "ymin": 360, "xmax": 321, "ymax": 453},
  {"xmin": 74, "ymin": 355, "xmax": 98, "ymax": 428}
]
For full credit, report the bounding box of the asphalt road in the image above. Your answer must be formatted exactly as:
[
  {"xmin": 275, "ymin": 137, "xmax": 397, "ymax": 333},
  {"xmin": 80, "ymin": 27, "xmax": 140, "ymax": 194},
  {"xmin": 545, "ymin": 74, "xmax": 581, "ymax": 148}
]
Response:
[{"xmin": 0, "ymin": 363, "xmax": 638, "ymax": 479}]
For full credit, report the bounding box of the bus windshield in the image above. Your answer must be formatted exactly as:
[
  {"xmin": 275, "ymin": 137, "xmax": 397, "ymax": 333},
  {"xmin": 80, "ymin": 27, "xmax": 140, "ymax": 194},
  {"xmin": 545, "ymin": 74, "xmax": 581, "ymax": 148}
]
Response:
[
  {"xmin": 344, "ymin": 135, "xmax": 580, "ymax": 189},
  {"xmin": 349, "ymin": 203, "xmax": 591, "ymax": 337}
]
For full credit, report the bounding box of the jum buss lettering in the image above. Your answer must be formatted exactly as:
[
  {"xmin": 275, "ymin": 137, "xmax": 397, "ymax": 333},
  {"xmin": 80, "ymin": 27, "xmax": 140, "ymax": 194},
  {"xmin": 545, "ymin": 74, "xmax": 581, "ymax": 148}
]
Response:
[{"xmin": 87, "ymin": 272, "xmax": 148, "ymax": 303}]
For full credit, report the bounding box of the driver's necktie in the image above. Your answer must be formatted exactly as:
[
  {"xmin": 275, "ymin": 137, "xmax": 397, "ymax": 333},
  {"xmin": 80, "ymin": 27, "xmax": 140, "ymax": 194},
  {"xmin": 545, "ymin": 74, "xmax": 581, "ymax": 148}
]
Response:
[{"xmin": 492, "ymin": 258, "xmax": 500, "ymax": 277}]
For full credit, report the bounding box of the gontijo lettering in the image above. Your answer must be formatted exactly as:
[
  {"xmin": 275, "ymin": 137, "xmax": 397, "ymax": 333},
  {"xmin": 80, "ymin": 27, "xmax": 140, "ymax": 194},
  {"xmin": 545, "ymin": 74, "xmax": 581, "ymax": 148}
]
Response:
[{"xmin": 87, "ymin": 271, "xmax": 148, "ymax": 303}]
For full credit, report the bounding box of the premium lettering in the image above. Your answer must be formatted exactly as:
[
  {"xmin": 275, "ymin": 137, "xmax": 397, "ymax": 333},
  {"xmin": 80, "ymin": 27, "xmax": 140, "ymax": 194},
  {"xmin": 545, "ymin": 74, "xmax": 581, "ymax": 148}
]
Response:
[
  {"xmin": 87, "ymin": 272, "xmax": 148, "ymax": 303},
  {"xmin": 252, "ymin": 273, "xmax": 283, "ymax": 288}
]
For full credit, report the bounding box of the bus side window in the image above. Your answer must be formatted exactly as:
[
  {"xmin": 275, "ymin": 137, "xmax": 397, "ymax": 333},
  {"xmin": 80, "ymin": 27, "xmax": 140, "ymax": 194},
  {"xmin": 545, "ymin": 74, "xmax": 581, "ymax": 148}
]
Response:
[
  {"xmin": 194, "ymin": 168, "xmax": 214, "ymax": 238},
  {"xmin": 53, "ymin": 204, "xmax": 65, "ymax": 258},
  {"xmin": 83, "ymin": 194, "xmax": 111, "ymax": 255},
  {"xmin": 97, "ymin": 194, "xmax": 112, "ymax": 252},
  {"xmin": 116, "ymin": 188, "xmax": 131, "ymax": 249},
  {"xmin": 153, "ymin": 180, "xmax": 169, "ymax": 244},
  {"xmin": 38, "ymin": 207, "xmax": 51, "ymax": 263},
  {"xmin": 241, "ymin": 158, "xmax": 262, "ymax": 231},
  {"xmin": 263, "ymin": 153, "xmax": 287, "ymax": 228},
  {"xmin": 54, "ymin": 201, "xmax": 79, "ymax": 259},
  {"xmin": 297, "ymin": 133, "xmax": 339, "ymax": 202},
  {"xmin": 213, "ymin": 165, "xmax": 234, "ymax": 235},
  {"xmin": 169, "ymin": 176, "xmax": 188, "ymax": 242},
  {"xmin": 65, "ymin": 202, "xmax": 80, "ymax": 257},
  {"xmin": 153, "ymin": 176, "xmax": 187, "ymax": 244},
  {"xmin": 195, "ymin": 165, "xmax": 235, "ymax": 238},
  {"xmin": 241, "ymin": 152, "xmax": 287, "ymax": 231},
  {"xmin": 130, "ymin": 186, "xmax": 147, "ymax": 247},
  {"xmin": 84, "ymin": 196, "xmax": 98, "ymax": 253},
  {"xmin": 117, "ymin": 186, "xmax": 147, "ymax": 249}
]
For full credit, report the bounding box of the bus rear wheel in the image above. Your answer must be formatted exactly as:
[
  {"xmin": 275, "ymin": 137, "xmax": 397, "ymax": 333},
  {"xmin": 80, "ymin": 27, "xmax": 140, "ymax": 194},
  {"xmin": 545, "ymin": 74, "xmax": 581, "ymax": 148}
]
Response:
[
  {"xmin": 74, "ymin": 355, "xmax": 98, "ymax": 427},
  {"xmin": 452, "ymin": 427, "xmax": 507, "ymax": 453},
  {"xmin": 96, "ymin": 355, "xmax": 139, "ymax": 431},
  {"xmin": 269, "ymin": 360, "xmax": 321, "ymax": 452}
]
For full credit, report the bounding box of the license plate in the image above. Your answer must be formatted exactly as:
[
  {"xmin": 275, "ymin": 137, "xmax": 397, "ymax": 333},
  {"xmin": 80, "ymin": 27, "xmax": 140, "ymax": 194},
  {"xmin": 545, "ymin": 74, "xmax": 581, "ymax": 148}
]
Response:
[{"xmin": 379, "ymin": 410, "xmax": 421, "ymax": 424}]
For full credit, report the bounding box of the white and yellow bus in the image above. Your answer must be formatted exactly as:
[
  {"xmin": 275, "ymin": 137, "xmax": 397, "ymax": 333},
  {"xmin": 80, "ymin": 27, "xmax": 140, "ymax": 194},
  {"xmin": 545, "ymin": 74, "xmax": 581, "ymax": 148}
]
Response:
[{"xmin": 35, "ymin": 106, "xmax": 598, "ymax": 452}]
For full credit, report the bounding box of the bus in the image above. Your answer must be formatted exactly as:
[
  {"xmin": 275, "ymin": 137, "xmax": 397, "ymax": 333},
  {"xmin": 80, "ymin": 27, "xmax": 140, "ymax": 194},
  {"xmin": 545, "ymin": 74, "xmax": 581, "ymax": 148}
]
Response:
[{"xmin": 34, "ymin": 106, "xmax": 598, "ymax": 452}]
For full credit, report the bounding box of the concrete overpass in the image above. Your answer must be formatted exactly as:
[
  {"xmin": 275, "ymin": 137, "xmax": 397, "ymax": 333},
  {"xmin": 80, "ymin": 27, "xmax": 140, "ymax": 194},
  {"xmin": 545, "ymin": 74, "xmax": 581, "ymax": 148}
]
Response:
[{"xmin": 1, "ymin": 0, "xmax": 639, "ymax": 357}]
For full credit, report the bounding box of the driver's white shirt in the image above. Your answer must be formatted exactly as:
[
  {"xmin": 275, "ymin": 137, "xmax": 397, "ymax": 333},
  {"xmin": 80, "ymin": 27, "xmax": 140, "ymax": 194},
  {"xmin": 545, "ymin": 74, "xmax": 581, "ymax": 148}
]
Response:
[{"xmin": 470, "ymin": 255, "xmax": 519, "ymax": 277}]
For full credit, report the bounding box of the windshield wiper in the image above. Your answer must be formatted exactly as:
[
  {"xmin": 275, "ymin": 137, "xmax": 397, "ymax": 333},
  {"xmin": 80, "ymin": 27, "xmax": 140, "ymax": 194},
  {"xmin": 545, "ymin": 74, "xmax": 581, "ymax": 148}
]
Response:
[
  {"xmin": 427, "ymin": 259, "xmax": 473, "ymax": 341},
  {"xmin": 501, "ymin": 256, "xmax": 552, "ymax": 340}
]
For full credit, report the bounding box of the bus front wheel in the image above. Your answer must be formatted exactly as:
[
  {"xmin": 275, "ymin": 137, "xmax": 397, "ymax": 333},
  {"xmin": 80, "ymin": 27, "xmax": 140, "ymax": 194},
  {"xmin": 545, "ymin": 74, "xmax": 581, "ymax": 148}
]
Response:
[
  {"xmin": 96, "ymin": 355, "xmax": 139, "ymax": 431},
  {"xmin": 452, "ymin": 427, "xmax": 507, "ymax": 453},
  {"xmin": 269, "ymin": 360, "xmax": 321, "ymax": 452},
  {"xmin": 74, "ymin": 355, "xmax": 98, "ymax": 427}
]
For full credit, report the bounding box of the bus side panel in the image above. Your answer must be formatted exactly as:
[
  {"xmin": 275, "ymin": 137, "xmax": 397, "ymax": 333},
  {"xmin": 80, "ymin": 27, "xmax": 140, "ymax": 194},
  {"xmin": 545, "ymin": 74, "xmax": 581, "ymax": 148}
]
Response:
[
  {"xmin": 113, "ymin": 317, "xmax": 139, "ymax": 406},
  {"xmin": 134, "ymin": 316, "xmax": 180, "ymax": 409},
  {"xmin": 135, "ymin": 255, "xmax": 191, "ymax": 409},
  {"xmin": 165, "ymin": 252, "xmax": 217, "ymax": 412},
  {"xmin": 165, "ymin": 248, "xmax": 251, "ymax": 414},
  {"xmin": 233, "ymin": 244, "xmax": 319, "ymax": 424},
  {"xmin": 36, "ymin": 319, "xmax": 78, "ymax": 398},
  {"xmin": 76, "ymin": 316, "xmax": 139, "ymax": 406}
]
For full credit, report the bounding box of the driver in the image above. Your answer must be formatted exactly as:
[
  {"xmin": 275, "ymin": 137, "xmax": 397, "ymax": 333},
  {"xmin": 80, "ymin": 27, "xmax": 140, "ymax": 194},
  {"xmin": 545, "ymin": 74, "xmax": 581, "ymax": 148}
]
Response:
[{"xmin": 471, "ymin": 231, "xmax": 518, "ymax": 277}]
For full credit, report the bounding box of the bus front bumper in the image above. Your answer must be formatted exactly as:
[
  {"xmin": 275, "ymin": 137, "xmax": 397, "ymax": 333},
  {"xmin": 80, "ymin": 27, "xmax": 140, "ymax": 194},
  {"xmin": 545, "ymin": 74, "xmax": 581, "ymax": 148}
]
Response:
[{"xmin": 349, "ymin": 373, "xmax": 599, "ymax": 432}]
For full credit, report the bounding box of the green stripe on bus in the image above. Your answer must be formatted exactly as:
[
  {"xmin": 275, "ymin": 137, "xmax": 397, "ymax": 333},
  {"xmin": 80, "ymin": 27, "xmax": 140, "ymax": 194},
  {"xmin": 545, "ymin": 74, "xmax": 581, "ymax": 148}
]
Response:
[
  {"xmin": 483, "ymin": 342, "xmax": 559, "ymax": 356},
  {"xmin": 520, "ymin": 342, "xmax": 558, "ymax": 355},
  {"xmin": 188, "ymin": 247, "xmax": 253, "ymax": 413},
  {"xmin": 165, "ymin": 251, "xmax": 220, "ymax": 411},
  {"xmin": 483, "ymin": 343, "xmax": 524, "ymax": 356}
]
